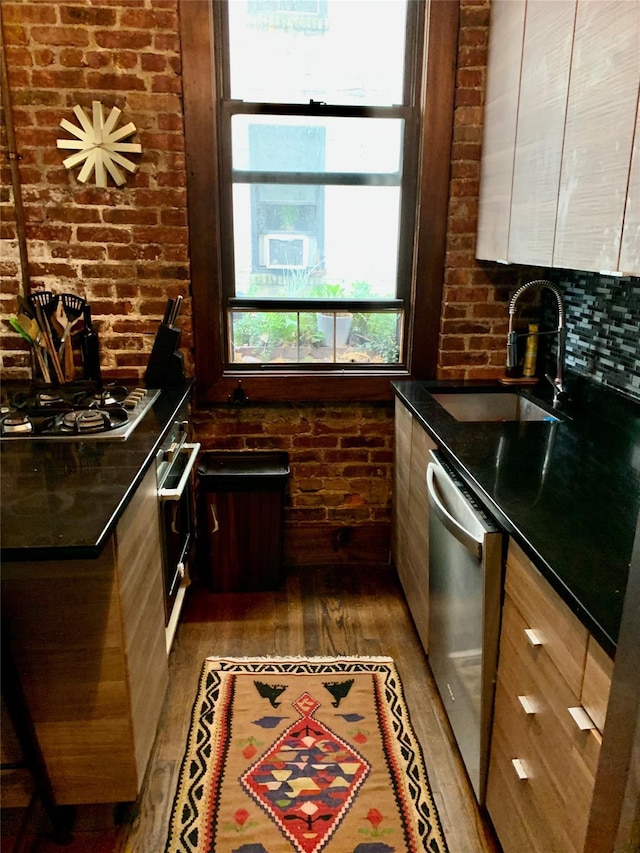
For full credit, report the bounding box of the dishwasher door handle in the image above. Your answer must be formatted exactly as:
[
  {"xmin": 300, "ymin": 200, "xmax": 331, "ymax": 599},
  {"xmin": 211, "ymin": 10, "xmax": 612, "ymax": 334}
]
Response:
[{"xmin": 427, "ymin": 462, "xmax": 483, "ymax": 560}]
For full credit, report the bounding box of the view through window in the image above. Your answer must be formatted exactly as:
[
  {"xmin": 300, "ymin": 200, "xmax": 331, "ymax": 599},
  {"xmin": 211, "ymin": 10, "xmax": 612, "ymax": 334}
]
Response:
[{"xmin": 218, "ymin": 0, "xmax": 419, "ymax": 367}]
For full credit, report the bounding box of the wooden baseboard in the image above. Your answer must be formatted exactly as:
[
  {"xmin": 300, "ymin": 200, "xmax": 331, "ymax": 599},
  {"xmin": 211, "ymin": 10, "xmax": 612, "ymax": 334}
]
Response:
[{"xmin": 283, "ymin": 522, "xmax": 390, "ymax": 566}]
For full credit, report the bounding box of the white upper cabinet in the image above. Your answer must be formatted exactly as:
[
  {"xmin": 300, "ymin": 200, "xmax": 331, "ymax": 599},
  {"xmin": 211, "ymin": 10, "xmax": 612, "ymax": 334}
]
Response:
[
  {"xmin": 509, "ymin": 1, "xmax": 575, "ymax": 267},
  {"xmin": 618, "ymin": 97, "xmax": 640, "ymax": 275},
  {"xmin": 475, "ymin": 0, "xmax": 526, "ymax": 262},
  {"xmin": 477, "ymin": 0, "xmax": 640, "ymax": 276},
  {"xmin": 554, "ymin": 1, "xmax": 640, "ymax": 273}
]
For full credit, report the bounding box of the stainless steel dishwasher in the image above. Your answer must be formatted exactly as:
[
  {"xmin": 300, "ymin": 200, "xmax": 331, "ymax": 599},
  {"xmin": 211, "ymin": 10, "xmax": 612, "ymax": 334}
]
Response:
[{"xmin": 426, "ymin": 450, "xmax": 504, "ymax": 804}]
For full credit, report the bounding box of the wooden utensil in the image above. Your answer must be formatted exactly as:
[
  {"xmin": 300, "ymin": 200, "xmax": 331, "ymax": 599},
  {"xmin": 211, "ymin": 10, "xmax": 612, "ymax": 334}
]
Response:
[
  {"xmin": 10, "ymin": 316, "xmax": 51, "ymax": 382},
  {"xmin": 28, "ymin": 292, "xmax": 64, "ymax": 384}
]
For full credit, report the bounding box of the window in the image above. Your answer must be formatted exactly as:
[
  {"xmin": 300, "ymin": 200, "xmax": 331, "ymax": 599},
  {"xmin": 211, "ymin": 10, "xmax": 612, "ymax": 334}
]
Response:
[{"xmin": 181, "ymin": 1, "xmax": 458, "ymax": 400}]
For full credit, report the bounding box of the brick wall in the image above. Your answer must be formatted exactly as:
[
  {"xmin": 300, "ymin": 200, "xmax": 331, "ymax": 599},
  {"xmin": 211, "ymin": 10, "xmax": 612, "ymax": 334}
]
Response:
[
  {"xmin": 440, "ymin": 0, "xmax": 540, "ymax": 381},
  {"xmin": 0, "ymin": 0, "xmax": 192, "ymax": 382},
  {"xmin": 194, "ymin": 403, "xmax": 394, "ymax": 566},
  {"xmin": 0, "ymin": 0, "xmax": 512, "ymax": 564}
]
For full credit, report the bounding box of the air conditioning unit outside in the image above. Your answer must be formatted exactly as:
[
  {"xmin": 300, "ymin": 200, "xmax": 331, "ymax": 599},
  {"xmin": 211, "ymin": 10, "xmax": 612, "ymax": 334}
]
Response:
[{"xmin": 263, "ymin": 233, "xmax": 309, "ymax": 269}]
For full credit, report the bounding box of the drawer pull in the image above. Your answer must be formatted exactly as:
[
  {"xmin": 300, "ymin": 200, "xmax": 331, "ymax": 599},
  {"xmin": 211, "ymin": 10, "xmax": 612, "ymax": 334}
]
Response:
[
  {"xmin": 568, "ymin": 706, "xmax": 596, "ymax": 731},
  {"xmin": 512, "ymin": 758, "xmax": 529, "ymax": 781},
  {"xmin": 518, "ymin": 695, "xmax": 538, "ymax": 715},
  {"xmin": 524, "ymin": 628, "xmax": 543, "ymax": 646}
]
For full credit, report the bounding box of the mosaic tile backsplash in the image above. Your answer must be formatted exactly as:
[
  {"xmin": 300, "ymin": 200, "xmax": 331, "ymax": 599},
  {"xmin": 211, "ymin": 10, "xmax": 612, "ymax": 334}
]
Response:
[{"xmin": 545, "ymin": 270, "xmax": 640, "ymax": 402}]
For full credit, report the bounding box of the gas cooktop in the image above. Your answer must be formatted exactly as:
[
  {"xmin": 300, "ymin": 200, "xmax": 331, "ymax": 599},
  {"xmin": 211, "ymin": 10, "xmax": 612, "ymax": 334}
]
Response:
[{"xmin": 0, "ymin": 383, "xmax": 161, "ymax": 441}]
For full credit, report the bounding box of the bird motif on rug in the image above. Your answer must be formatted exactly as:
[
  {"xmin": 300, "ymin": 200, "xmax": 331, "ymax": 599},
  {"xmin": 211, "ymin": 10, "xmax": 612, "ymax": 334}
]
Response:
[
  {"xmin": 253, "ymin": 680, "xmax": 287, "ymax": 708},
  {"xmin": 323, "ymin": 678, "xmax": 354, "ymax": 707}
]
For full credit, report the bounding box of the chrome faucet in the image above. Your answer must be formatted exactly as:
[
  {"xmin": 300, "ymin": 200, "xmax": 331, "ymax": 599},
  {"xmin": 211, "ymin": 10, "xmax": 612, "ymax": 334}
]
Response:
[{"xmin": 506, "ymin": 279, "xmax": 568, "ymax": 407}]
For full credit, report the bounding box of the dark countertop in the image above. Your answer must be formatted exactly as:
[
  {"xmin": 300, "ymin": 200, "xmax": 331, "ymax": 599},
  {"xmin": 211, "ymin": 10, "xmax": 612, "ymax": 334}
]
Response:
[
  {"xmin": 1, "ymin": 383, "xmax": 193, "ymax": 562},
  {"xmin": 392, "ymin": 377, "xmax": 640, "ymax": 658}
]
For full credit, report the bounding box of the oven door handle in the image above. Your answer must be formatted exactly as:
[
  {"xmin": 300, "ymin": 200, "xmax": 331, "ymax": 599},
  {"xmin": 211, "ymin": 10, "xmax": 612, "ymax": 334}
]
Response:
[{"xmin": 158, "ymin": 442, "xmax": 201, "ymax": 501}]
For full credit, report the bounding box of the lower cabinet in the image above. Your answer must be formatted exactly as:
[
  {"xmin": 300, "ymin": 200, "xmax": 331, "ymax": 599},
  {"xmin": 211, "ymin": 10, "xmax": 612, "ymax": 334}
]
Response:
[
  {"xmin": 486, "ymin": 539, "xmax": 613, "ymax": 853},
  {"xmin": 1, "ymin": 465, "xmax": 169, "ymax": 806},
  {"xmin": 392, "ymin": 399, "xmax": 436, "ymax": 652}
]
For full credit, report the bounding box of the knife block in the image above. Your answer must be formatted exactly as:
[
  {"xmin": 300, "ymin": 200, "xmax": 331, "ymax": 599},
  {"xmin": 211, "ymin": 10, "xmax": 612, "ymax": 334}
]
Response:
[{"xmin": 145, "ymin": 324, "xmax": 184, "ymax": 388}]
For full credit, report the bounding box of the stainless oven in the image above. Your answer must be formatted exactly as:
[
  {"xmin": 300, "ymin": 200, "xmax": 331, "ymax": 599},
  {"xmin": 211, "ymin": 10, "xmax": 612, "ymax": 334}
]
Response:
[{"xmin": 156, "ymin": 416, "xmax": 200, "ymax": 644}]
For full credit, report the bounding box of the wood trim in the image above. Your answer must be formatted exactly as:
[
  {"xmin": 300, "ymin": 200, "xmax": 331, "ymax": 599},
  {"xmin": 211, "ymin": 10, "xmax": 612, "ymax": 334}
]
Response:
[
  {"xmin": 584, "ymin": 514, "xmax": 640, "ymax": 853},
  {"xmin": 197, "ymin": 371, "xmax": 409, "ymax": 404},
  {"xmin": 181, "ymin": 0, "xmax": 459, "ymax": 403},
  {"xmin": 410, "ymin": 0, "xmax": 459, "ymax": 379},
  {"xmin": 179, "ymin": 0, "xmax": 225, "ymax": 394}
]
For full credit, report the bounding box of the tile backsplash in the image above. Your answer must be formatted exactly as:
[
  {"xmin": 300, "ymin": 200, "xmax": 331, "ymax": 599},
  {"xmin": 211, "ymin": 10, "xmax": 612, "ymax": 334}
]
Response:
[{"xmin": 546, "ymin": 270, "xmax": 640, "ymax": 402}]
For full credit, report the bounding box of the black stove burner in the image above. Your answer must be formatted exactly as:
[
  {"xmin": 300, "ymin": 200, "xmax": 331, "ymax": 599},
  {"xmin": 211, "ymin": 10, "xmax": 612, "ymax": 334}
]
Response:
[
  {"xmin": 0, "ymin": 383, "xmax": 159, "ymax": 441},
  {"xmin": 37, "ymin": 391, "xmax": 66, "ymax": 407},
  {"xmin": 60, "ymin": 407, "xmax": 128, "ymax": 434},
  {"xmin": 1, "ymin": 413, "xmax": 35, "ymax": 435}
]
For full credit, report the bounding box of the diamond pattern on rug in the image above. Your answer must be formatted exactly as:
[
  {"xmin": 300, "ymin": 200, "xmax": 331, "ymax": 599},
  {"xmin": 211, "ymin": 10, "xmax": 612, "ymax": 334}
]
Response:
[
  {"xmin": 240, "ymin": 691, "xmax": 370, "ymax": 852},
  {"xmin": 164, "ymin": 657, "xmax": 450, "ymax": 853}
]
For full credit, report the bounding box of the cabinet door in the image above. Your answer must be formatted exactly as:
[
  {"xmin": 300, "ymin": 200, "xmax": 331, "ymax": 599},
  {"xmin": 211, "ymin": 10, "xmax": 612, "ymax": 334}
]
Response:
[
  {"xmin": 619, "ymin": 104, "xmax": 640, "ymax": 275},
  {"xmin": 392, "ymin": 400, "xmax": 436, "ymax": 652},
  {"xmin": 393, "ymin": 399, "xmax": 412, "ymax": 583},
  {"xmin": 476, "ymin": 0, "xmax": 526, "ymax": 262},
  {"xmin": 554, "ymin": 0, "xmax": 640, "ymax": 272},
  {"xmin": 508, "ymin": 0, "xmax": 576, "ymax": 266},
  {"xmin": 116, "ymin": 463, "xmax": 169, "ymax": 788},
  {"xmin": 403, "ymin": 420, "xmax": 436, "ymax": 650}
]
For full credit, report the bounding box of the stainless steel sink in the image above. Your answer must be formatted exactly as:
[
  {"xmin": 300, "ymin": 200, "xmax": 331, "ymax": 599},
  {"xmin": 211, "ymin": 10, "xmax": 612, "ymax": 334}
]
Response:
[{"xmin": 431, "ymin": 393, "xmax": 559, "ymax": 423}]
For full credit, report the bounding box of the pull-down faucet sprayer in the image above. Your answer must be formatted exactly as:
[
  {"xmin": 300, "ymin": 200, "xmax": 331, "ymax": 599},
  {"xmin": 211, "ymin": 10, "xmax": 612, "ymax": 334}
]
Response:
[{"xmin": 506, "ymin": 279, "xmax": 568, "ymax": 407}]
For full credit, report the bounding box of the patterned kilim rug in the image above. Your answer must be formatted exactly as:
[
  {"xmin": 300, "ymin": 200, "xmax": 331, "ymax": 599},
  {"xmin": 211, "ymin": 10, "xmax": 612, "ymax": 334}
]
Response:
[{"xmin": 165, "ymin": 656, "xmax": 449, "ymax": 853}]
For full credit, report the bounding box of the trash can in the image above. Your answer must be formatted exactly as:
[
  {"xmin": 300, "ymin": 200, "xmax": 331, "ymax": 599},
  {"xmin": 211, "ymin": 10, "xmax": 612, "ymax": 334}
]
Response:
[{"xmin": 197, "ymin": 451, "xmax": 290, "ymax": 592}]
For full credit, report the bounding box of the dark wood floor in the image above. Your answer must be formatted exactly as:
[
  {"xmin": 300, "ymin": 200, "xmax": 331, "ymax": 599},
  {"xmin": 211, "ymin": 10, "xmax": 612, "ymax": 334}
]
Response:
[{"xmin": 3, "ymin": 564, "xmax": 501, "ymax": 853}]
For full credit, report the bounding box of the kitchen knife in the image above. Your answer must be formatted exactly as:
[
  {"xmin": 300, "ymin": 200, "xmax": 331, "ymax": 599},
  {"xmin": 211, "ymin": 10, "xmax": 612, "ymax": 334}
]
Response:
[
  {"xmin": 169, "ymin": 295, "xmax": 182, "ymax": 327},
  {"xmin": 162, "ymin": 298, "xmax": 175, "ymax": 326},
  {"xmin": 81, "ymin": 305, "xmax": 102, "ymax": 385}
]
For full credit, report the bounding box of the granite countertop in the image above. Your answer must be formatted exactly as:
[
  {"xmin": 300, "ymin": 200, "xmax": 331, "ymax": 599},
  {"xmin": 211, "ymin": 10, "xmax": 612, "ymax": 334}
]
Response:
[
  {"xmin": 0, "ymin": 382, "xmax": 193, "ymax": 562},
  {"xmin": 392, "ymin": 376, "xmax": 640, "ymax": 657}
]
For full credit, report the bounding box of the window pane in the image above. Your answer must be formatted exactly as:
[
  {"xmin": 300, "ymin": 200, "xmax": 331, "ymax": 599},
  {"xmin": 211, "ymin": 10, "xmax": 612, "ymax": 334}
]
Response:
[
  {"xmin": 233, "ymin": 184, "xmax": 400, "ymax": 297},
  {"xmin": 228, "ymin": 1, "xmax": 408, "ymax": 106},
  {"xmin": 232, "ymin": 116, "xmax": 404, "ymax": 175},
  {"xmin": 229, "ymin": 309, "xmax": 403, "ymax": 364}
]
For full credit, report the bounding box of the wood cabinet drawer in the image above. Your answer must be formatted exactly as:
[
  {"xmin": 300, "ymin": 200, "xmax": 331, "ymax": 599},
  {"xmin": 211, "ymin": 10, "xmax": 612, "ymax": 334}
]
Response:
[
  {"xmin": 488, "ymin": 595, "xmax": 602, "ymax": 852},
  {"xmin": 581, "ymin": 634, "xmax": 613, "ymax": 733},
  {"xmin": 500, "ymin": 595, "xmax": 602, "ymax": 779},
  {"xmin": 487, "ymin": 680, "xmax": 578, "ymax": 853},
  {"xmin": 505, "ymin": 539, "xmax": 588, "ymax": 695}
]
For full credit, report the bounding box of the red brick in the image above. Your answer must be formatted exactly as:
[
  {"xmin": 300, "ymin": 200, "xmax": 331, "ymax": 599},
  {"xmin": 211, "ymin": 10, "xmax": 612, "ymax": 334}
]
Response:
[
  {"xmin": 61, "ymin": 6, "xmax": 117, "ymax": 26},
  {"xmin": 1, "ymin": 24, "xmax": 28, "ymax": 46},
  {"xmin": 141, "ymin": 53, "xmax": 167, "ymax": 73},
  {"xmin": 95, "ymin": 30, "xmax": 153, "ymax": 50},
  {"xmin": 77, "ymin": 226, "xmax": 132, "ymax": 244},
  {"xmin": 31, "ymin": 26, "xmax": 90, "ymax": 47},
  {"xmin": 86, "ymin": 72, "xmax": 146, "ymax": 91},
  {"xmin": 32, "ymin": 68, "xmax": 87, "ymax": 88},
  {"xmin": 11, "ymin": 89, "xmax": 63, "ymax": 107},
  {"xmin": 5, "ymin": 45, "xmax": 34, "ymax": 67},
  {"xmin": 81, "ymin": 264, "xmax": 137, "ymax": 279},
  {"xmin": 107, "ymin": 245, "xmax": 163, "ymax": 262},
  {"xmin": 103, "ymin": 208, "xmax": 158, "ymax": 226},
  {"xmin": 1, "ymin": 4, "xmax": 57, "ymax": 24},
  {"xmin": 120, "ymin": 8, "xmax": 178, "ymax": 29}
]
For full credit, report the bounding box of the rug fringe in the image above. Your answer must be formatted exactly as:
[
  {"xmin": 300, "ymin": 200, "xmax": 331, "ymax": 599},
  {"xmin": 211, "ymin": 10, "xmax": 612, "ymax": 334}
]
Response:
[{"xmin": 204, "ymin": 655, "xmax": 396, "ymax": 663}]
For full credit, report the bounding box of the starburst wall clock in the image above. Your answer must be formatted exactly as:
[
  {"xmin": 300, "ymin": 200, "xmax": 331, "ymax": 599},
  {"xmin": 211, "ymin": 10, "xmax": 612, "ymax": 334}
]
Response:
[{"xmin": 56, "ymin": 100, "xmax": 142, "ymax": 188}]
